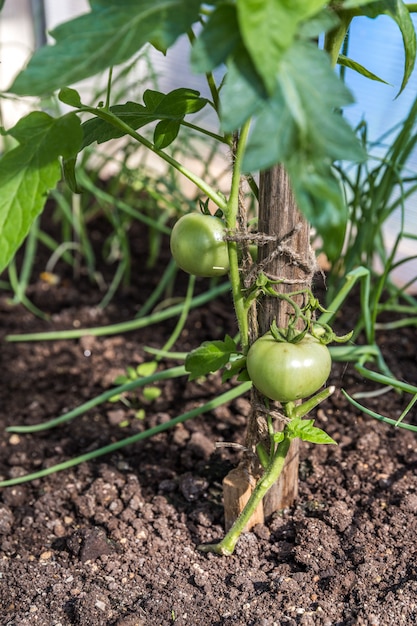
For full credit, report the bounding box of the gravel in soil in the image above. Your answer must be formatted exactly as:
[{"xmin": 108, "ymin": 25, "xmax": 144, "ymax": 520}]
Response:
[{"xmin": 1, "ymin": 219, "xmax": 417, "ymax": 626}]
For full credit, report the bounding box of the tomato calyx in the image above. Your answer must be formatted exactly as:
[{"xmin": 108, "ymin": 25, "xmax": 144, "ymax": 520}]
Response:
[
  {"xmin": 198, "ymin": 197, "xmax": 225, "ymax": 220},
  {"xmin": 269, "ymin": 319, "xmax": 307, "ymax": 344}
]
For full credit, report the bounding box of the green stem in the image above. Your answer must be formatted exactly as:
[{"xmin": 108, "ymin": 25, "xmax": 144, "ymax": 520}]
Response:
[
  {"xmin": 104, "ymin": 66, "xmax": 113, "ymax": 110},
  {"xmin": 199, "ymin": 435, "xmax": 292, "ymax": 555},
  {"xmin": 81, "ymin": 106, "xmax": 227, "ymax": 211},
  {"xmin": 0, "ymin": 382, "xmax": 252, "ymax": 488},
  {"xmin": 317, "ymin": 266, "xmax": 369, "ymax": 326},
  {"xmin": 324, "ymin": 11, "xmax": 353, "ymax": 68},
  {"xmin": 226, "ymin": 122, "xmax": 252, "ymax": 351},
  {"xmin": 355, "ymin": 365, "xmax": 417, "ymax": 395},
  {"xmin": 5, "ymin": 282, "xmax": 230, "ymax": 342},
  {"xmin": 180, "ymin": 119, "xmax": 228, "ymax": 144},
  {"xmin": 158, "ymin": 274, "xmax": 195, "ymax": 358},
  {"xmin": 7, "ymin": 366, "xmax": 188, "ymax": 433},
  {"xmin": 343, "ymin": 391, "xmax": 417, "ymax": 433},
  {"xmin": 14, "ymin": 217, "xmax": 39, "ymax": 300},
  {"xmin": 136, "ymin": 259, "xmax": 178, "ymax": 318},
  {"xmin": 187, "ymin": 27, "xmax": 222, "ymax": 115}
]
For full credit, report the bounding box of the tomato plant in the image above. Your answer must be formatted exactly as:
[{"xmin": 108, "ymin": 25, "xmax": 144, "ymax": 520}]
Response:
[
  {"xmin": 246, "ymin": 332, "xmax": 332, "ymax": 403},
  {"xmin": 170, "ymin": 213, "xmax": 229, "ymax": 277},
  {"xmin": 1, "ymin": 0, "xmax": 416, "ymax": 558}
]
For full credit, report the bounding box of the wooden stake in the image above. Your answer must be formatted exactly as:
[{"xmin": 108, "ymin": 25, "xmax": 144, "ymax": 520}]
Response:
[
  {"xmin": 223, "ymin": 468, "xmax": 264, "ymax": 532},
  {"xmin": 223, "ymin": 164, "xmax": 313, "ymax": 528}
]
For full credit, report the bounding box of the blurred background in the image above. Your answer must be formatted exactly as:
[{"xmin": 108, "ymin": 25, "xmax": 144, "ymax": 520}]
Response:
[{"xmin": 1, "ymin": 0, "xmax": 416, "ymax": 291}]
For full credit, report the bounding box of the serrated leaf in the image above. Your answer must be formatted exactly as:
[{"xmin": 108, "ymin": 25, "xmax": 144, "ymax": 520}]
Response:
[
  {"xmin": 152, "ymin": 88, "xmax": 208, "ymax": 117},
  {"xmin": 338, "ymin": 54, "xmax": 390, "ymax": 84},
  {"xmin": 287, "ymin": 417, "xmax": 337, "ymax": 445},
  {"xmin": 185, "ymin": 335, "xmax": 238, "ymax": 381},
  {"xmin": 298, "ymin": 8, "xmax": 340, "ymax": 39},
  {"xmin": 278, "ymin": 42, "xmax": 363, "ymax": 162},
  {"xmin": 81, "ymin": 89, "xmax": 208, "ymax": 149},
  {"xmin": 9, "ymin": 0, "xmax": 201, "ymax": 96},
  {"xmin": 240, "ymin": 88, "xmax": 296, "ymax": 170},
  {"xmin": 237, "ymin": 0, "xmax": 327, "ymax": 93},
  {"xmin": 239, "ymin": 41, "xmax": 363, "ymax": 172},
  {"xmin": 81, "ymin": 102, "xmax": 151, "ymax": 148},
  {"xmin": 220, "ymin": 45, "xmax": 267, "ymax": 132},
  {"xmin": 143, "ymin": 89, "xmax": 165, "ymax": 110},
  {"xmin": 191, "ymin": 4, "xmax": 240, "ymax": 73},
  {"xmin": 0, "ymin": 112, "xmax": 82, "ymax": 273}
]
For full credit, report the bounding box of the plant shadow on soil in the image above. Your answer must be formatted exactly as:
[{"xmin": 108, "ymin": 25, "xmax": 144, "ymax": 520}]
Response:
[{"xmin": 0, "ymin": 214, "xmax": 417, "ymax": 626}]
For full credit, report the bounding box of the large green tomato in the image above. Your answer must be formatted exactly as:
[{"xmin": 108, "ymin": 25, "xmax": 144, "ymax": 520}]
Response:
[
  {"xmin": 246, "ymin": 332, "xmax": 332, "ymax": 403},
  {"xmin": 170, "ymin": 213, "xmax": 229, "ymax": 277}
]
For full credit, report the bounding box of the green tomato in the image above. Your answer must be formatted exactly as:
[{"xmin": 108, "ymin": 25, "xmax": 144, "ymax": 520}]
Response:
[
  {"xmin": 170, "ymin": 213, "xmax": 229, "ymax": 277},
  {"xmin": 246, "ymin": 332, "xmax": 332, "ymax": 403}
]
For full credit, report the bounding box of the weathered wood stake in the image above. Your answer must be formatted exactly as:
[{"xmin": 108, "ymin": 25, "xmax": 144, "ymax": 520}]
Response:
[{"xmin": 223, "ymin": 164, "xmax": 314, "ymax": 529}]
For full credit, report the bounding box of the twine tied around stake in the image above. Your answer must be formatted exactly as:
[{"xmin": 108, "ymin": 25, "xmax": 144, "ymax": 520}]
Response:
[
  {"xmin": 224, "ymin": 223, "xmax": 318, "ymax": 288},
  {"xmin": 252, "ymin": 401, "xmax": 291, "ymax": 426}
]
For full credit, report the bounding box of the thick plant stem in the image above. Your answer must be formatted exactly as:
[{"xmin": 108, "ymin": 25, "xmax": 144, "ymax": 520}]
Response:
[
  {"xmin": 199, "ymin": 436, "xmax": 292, "ymax": 555},
  {"xmin": 226, "ymin": 123, "xmax": 252, "ymax": 351},
  {"xmin": 324, "ymin": 12, "xmax": 353, "ymax": 68}
]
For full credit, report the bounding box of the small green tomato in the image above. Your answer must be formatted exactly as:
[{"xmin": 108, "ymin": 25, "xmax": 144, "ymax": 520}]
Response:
[
  {"xmin": 246, "ymin": 331, "xmax": 332, "ymax": 403},
  {"xmin": 170, "ymin": 213, "xmax": 229, "ymax": 277}
]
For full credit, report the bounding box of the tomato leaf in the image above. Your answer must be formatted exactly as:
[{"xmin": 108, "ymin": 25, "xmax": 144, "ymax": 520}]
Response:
[
  {"xmin": 190, "ymin": 4, "xmax": 240, "ymax": 74},
  {"xmin": 220, "ymin": 44, "xmax": 268, "ymax": 133},
  {"xmin": 81, "ymin": 89, "xmax": 208, "ymax": 149},
  {"xmin": 233, "ymin": 41, "xmax": 365, "ymax": 262},
  {"xmin": 150, "ymin": 88, "xmax": 209, "ymax": 117},
  {"xmin": 287, "ymin": 417, "xmax": 337, "ymax": 445},
  {"xmin": 185, "ymin": 335, "xmax": 239, "ymax": 381},
  {"xmin": 236, "ymin": 41, "xmax": 364, "ymax": 170},
  {"xmin": 298, "ymin": 9, "xmax": 340, "ymax": 39},
  {"xmin": 9, "ymin": 0, "xmax": 201, "ymax": 96},
  {"xmin": 0, "ymin": 112, "xmax": 82, "ymax": 273},
  {"xmin": 236, "ymin": 0, "xmax": 327, "ymax": 93},
  {"xmin": 154, "ymin": 119, "xmax": 181, "ymax": 149}
]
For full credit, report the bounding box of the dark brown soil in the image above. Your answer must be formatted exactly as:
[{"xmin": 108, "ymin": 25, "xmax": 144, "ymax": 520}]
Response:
[{"xmin": 1, "ymin": 216, "xmax": 417, "ymax": 626}]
